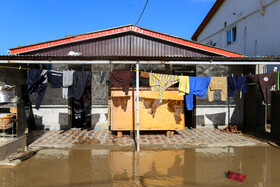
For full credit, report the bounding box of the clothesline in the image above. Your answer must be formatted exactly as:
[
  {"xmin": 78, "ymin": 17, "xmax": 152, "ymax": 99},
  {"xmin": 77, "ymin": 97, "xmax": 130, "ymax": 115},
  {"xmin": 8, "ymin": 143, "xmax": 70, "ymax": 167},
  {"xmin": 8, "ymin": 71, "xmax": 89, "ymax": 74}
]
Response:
[
  {"xmin": 0, "ymin": 65, "xmax": 28, "ymax": 70},
  {"xmin": 110, "ymin": 70, "xmax": 280, "ymax": 111},
  {"xmin": 0, "ymin": 65, "xmax": 265, "ymax": 77}
]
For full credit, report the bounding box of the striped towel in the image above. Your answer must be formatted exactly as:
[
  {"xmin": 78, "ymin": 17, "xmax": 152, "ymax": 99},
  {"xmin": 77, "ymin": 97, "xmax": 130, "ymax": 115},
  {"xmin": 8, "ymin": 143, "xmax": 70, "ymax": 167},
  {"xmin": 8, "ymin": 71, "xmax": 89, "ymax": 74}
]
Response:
[{"xmin": 149, "ymin": 73, "xmax": 179, "ymax": 101}]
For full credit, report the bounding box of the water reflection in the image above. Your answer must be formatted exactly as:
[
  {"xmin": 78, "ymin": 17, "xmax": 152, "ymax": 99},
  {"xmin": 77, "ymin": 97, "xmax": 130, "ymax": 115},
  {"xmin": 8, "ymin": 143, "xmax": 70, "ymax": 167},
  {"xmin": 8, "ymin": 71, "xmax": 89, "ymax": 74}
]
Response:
[{"xmin": 0, "ymin": 146, "xmax": 279, "ymax": 186}]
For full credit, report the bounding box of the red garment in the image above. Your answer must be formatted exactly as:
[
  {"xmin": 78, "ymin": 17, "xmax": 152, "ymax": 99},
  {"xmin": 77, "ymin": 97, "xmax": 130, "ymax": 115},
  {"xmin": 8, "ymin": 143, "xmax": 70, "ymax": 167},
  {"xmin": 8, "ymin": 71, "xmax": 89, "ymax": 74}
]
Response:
[
  {"xmin": 110, "ymin": 71, "xmax": 135, "ymax": 95},
  {"xmin": 227, "ymin": 171, "xmax": 246, "ymax": 182},
  {"xmin": 248, "ymin": 72, "xmax": 278, "ymax": 104}
]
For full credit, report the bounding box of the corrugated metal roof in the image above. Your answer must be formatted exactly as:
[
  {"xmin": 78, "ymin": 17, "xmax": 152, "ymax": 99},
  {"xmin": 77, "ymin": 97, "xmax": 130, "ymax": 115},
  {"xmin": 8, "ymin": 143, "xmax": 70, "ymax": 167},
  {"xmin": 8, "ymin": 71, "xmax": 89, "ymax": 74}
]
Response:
[
  {"xmin": 9, "ymin": 25, "xmax": 243, "ymax": 57},
  {"xmin": 20, "ymin": 33, "xmax": 213, "ymax": 57},
  {"xmin": 1, "ymin": 55, "xmax": 280, "ymax": 62}
]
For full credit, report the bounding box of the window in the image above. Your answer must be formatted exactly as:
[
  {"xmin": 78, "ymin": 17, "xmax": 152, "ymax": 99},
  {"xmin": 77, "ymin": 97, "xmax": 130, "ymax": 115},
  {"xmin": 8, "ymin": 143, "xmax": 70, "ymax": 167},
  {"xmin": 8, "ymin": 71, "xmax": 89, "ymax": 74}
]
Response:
[
  {"xmin": 227, "ymin": 26, "xmax": 237, "ymax": 45},
  {"xmin": 207, "ymin": 41, "xmax": 213, "ymax": 46},
  {"xmin": 207, "ymin": 41, "xmax": 216, "ymax": 46}
]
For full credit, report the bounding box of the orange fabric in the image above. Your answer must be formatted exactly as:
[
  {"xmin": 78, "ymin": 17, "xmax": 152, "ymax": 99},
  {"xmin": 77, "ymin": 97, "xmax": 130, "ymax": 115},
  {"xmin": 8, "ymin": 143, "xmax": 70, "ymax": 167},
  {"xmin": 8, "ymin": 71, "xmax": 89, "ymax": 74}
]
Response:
[{"xmin": 140, "ymin": 72, "xmax": 150, "ymax": 78}]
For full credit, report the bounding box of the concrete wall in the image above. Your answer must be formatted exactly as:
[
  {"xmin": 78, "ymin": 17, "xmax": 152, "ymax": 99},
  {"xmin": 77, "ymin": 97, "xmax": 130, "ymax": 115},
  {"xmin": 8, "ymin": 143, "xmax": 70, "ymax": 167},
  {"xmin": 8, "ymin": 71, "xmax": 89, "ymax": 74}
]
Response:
[
  {"xmin": 0, "ymin": 135, "xmax": 26, "ymax": 161},
  {"xmin": 196, "ymin": 65, "xmax": 244, "ymax": 129},
  {"xmin": 0, "ymin": 66, "xmax": 27, "ymax": 97},
  {"xmin": 197, "ymin": 0, "xmax": 280, "ymax": 56}
]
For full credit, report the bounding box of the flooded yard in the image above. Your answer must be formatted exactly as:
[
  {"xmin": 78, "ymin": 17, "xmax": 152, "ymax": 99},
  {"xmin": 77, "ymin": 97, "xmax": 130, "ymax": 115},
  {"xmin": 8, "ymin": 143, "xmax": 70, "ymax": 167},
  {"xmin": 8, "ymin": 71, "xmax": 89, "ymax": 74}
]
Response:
[{"xmin": 0, "ymin": 146, "xmax": 280, "ymax": 186}]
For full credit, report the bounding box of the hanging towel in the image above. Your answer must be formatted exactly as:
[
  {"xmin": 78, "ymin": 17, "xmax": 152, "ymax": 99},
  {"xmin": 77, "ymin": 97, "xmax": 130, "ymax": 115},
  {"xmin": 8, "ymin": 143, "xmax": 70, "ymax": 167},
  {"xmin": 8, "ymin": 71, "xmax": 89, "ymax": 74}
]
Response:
[
  {"xmin": 149, "ymin": 73, "xmax": 179, "ymax": 101},
  {"xmin": 110, "ymin": 71, "xmax": 136, "ymax": 95},
  {"xmin": 208, "ymin": 77, "xmax": 227, "ymax": 102},
  {"xmin": 178, "ymin": 76, "xmax": 190, "ymax": 95},
  {"xmin": 248, "ymin": 72, "xmax": 278, "ymax": 104},
  {"xmin": 227, "ymin": 76, "xmax": 248, "ymax": 97},
  {"xmin": 185, "ymin": 77, "xmax": 211, "ymax": 111},
  {"xmin": 62, "ymin": 70, "xmax": 74, "ymax": 99},
  {"xmin": 63, "ymin": 70, "xmax": 74, "ymax": 87}
]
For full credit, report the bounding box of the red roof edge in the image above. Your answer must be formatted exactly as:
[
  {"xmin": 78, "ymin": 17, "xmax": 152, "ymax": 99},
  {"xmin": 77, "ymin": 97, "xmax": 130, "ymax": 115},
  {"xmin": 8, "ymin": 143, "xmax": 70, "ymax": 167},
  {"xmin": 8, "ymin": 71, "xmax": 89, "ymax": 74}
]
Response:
[
  {"xmin": 191, "ymin": 0, "xmax": 224, "ymax": 41},
  {"xmin": 9, "ymin": 23, "xmax": 243, "ymax": 57},
  {"xmin": 9, "ymin": 24, "xmax": 133, "ymax": 55},
  {"xmin": 132, "ymin": 26, "xmax": 243, "ymax": 57}
]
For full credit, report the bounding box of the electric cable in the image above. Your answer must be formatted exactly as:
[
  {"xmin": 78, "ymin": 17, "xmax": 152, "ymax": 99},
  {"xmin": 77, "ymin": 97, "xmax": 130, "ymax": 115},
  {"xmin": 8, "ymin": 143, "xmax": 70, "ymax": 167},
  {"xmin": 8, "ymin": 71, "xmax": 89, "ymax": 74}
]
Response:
[
  {"xmin": 135, "ymin": 0, "xmax": 149, "ymax": 26},
  {"xmin": 133, "ymin": 0, "xmax": 143, "ymax": 22}
]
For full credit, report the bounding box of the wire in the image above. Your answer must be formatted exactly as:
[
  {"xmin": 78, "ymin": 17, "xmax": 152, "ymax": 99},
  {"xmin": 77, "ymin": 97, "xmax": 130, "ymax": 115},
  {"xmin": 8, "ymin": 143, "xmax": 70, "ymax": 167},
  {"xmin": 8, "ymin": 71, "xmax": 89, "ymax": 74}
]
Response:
[
  {"xmin": 0, "ymin": 66, "xmax": 28, "ymax": 70},
  {"xmin": 133, "ymin": 0, "xmax": 143, "ymax": 22},
  {"xmin": 135, "ymin": 0, "xmax": 149, "ymax": 26}
]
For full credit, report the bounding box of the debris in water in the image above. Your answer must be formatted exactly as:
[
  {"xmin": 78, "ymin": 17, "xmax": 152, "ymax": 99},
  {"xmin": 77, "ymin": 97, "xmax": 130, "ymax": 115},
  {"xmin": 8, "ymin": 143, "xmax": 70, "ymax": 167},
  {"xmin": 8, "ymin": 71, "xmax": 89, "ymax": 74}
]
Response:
[{"xmin": 227, "ymin": 170, "xmax": 246, "ymax": 182}]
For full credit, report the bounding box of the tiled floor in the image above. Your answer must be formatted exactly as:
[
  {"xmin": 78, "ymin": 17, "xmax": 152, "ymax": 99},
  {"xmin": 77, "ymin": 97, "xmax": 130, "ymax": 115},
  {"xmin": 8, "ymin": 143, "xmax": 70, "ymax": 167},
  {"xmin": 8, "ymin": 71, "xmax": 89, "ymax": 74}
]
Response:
[{"xmin": 27, "ymin": 128, "xmax": 264, "ymax": 149}]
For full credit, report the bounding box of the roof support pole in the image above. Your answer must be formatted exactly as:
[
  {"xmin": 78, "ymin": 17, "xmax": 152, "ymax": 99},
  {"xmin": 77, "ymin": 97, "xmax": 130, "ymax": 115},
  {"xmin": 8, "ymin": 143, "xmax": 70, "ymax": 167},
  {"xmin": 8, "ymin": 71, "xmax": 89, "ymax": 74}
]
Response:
[
  {"xmin": 136, "ymin": 62, "xmax": 140, "ymax": 152},
  {"xmin": 135, "ymin": 62, "xmax": 141, "ymax": 187}
]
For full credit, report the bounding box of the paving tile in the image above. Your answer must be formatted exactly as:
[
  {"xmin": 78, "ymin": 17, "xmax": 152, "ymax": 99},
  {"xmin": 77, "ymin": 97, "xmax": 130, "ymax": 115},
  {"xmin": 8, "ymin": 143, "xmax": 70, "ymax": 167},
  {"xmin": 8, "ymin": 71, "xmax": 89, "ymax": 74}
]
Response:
[{"xmin": 27, "ymin": 128, "xmax": 264, "ymax": 148}]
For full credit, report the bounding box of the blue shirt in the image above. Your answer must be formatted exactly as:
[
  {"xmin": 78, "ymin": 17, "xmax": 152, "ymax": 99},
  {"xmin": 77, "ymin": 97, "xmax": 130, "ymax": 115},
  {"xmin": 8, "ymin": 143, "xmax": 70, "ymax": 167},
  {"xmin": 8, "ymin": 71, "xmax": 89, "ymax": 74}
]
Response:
[{"xmin": 185, "ymin": 77, "xmax": 211, "ymax": 111}]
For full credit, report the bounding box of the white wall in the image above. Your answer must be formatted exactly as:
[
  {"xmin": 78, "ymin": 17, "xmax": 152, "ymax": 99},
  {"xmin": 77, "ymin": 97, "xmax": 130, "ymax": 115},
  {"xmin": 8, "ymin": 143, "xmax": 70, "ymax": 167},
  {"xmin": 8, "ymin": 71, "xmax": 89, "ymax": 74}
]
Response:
[{"xmin": 197, "ymin": 0, "xmax": 280, "ymax": 56}]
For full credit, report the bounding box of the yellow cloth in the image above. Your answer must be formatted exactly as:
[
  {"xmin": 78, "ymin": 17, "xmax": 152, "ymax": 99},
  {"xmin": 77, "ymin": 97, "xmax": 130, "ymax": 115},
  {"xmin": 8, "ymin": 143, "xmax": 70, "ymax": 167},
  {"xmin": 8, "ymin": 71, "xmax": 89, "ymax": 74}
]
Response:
[
  {"xmin": 149, "ymin": 73, "xmax": 179, "ymax": 101},
  {"xmin": 178, "ymin": 76, "xmax": 189, "ymax": 95},
  {"xmin": 208, "ymin": 77, "xmax": 227, "ymax": 102}
]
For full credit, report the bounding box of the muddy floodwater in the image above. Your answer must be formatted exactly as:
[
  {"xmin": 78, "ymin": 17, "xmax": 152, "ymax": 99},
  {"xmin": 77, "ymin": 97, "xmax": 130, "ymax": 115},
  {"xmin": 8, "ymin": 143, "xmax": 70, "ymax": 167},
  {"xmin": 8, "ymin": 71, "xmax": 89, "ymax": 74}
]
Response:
[{"xmin": 0, "ymin": 146, "xmax": 280, "ymax": 186}]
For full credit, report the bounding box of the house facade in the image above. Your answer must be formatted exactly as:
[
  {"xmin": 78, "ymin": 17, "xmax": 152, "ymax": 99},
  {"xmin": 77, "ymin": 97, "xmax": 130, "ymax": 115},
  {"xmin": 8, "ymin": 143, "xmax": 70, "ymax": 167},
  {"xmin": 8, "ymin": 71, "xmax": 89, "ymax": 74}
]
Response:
[
  {"xmin": 192, "ymin": 0, "xmax": 280, "ymax": 57},
  {"xmin": 8, "ymin": 25, "xmax": 245, "ymax": 130}
]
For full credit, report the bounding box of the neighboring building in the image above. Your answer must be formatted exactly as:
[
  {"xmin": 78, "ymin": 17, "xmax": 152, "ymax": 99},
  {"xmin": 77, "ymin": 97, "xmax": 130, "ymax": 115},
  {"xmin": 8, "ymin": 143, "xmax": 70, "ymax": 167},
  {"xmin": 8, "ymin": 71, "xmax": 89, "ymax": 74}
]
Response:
[
  {"xmin": 192, "ymin": 0, "xmax": 280, "ymax": 57},
  {"xmin": 192, "ymin": 0, "xmax": 280, "ymax": 130},
  {"xmin": 8, "ymin": 25, "xmax": 244, "ymax": 130}
]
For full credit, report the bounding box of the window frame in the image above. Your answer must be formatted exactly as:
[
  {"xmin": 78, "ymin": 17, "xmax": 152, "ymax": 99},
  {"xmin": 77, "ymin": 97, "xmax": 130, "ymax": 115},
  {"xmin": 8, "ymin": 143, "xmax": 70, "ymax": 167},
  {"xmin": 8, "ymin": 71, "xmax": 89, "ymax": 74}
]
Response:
[{"xmin": 227, "ymin": 26, "xmax": 237, "ymax": 45}]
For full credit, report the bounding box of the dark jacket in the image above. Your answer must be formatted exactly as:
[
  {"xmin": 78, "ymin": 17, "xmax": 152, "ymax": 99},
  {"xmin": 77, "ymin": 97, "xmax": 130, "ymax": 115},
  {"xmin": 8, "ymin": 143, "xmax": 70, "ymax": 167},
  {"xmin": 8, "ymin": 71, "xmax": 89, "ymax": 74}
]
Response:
[
  {"xmin": 68, "ymin": 71, "xmax": 92, "ymax": 106},
  {"xmin": 26, "ymin": 69, "xmax": 48, "ymax": 110},
  {"xmin": 227, "ymin": 76, "xmax": 248, "ymax": 97},
  {"xmin": 110, "ymin": 71, "xmax": 136, "ymax": 95},
  {"xmin": 248, "ymin": 72, "xmax": 278, "ymax": 104}
]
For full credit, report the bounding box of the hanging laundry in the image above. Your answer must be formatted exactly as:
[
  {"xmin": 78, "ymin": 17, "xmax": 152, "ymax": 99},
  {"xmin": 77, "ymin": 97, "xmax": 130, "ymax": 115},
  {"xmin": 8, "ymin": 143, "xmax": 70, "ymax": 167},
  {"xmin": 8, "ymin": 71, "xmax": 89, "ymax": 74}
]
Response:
[
  {"xmin": 140, "ymin": 71, "xmax": 150, "ymax": 78},
  {"xmin": 62, "ymin": 70, "xmax": 74, "ymax": 99},
  {"xmin": 227, "ymin": 76, "xmax": 248, "ymax": 97},
  {"xmin": 68, "ymin": 71, "xmax": 92, "ymax": 106},
  {"xmin": 149, "ymin": 73, "xmax": 179, "ymax": 102},
  {"xmin": 99, "ymin": 70, "xmax": 106, "ymax": 84},
  {"xmin": 110, "ymin": 71, "xmax": 136, "ymax": 95},
  {"xmin": 208, "ymin": 77, "xmax": 227, "ymax": 102},
  {"xmin": 178, "ymin": 76, "xmax": 190, "ymax": 95},
  {"xmin": 48, "ymin": 71, "xmax": 62, "ymax": 88},
  {"xmin": 185, "ymin": 77, "xmax": 211, "ymax": 111},
  {"xmin": 248, "ymin": 72, "xmax": 278, "ymax": 104},
  {"xmin": 25, "ymin": 69, "xmax": 48, "ymax": 110}
]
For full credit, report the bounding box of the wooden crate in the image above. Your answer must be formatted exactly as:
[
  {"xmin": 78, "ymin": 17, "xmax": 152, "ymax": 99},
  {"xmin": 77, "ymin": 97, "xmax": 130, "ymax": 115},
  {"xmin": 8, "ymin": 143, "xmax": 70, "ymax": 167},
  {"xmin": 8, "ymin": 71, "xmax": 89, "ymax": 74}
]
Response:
[{"xmin": 110, "ymin": 87, "xmax": 185, "ymax": 133}]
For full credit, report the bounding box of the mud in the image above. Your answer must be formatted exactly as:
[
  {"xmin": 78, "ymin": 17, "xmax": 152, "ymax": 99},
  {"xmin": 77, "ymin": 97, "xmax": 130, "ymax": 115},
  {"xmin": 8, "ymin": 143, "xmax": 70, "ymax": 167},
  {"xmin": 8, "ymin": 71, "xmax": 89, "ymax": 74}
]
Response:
[{"xmin": 0, "ymin": 146, "xmax": 280, "ymax": 186}]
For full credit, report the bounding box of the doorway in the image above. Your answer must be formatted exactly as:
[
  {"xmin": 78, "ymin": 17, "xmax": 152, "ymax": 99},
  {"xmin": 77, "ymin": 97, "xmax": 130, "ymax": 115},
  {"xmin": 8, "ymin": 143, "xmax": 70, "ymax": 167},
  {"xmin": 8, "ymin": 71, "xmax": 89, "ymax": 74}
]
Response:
[{"xmin": 68, "ymin": 65, "xmax": 92, "ymax": 129}]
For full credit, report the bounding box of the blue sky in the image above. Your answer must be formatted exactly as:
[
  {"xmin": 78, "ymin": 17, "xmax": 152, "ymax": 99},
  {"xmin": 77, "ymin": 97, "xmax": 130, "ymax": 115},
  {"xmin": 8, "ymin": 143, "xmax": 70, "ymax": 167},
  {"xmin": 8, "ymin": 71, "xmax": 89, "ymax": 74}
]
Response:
[{"xmin": 0, "ymin": 0, "xmax": 215, "ymax": 55}]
